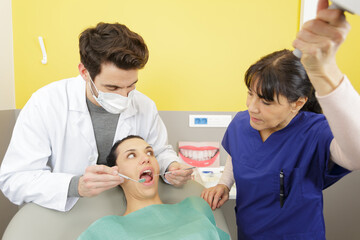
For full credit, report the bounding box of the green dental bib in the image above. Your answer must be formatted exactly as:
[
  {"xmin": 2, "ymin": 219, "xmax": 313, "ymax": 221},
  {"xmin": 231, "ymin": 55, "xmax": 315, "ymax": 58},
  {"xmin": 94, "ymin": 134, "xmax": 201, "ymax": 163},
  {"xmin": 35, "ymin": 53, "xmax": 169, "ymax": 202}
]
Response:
[{"xmin": 78, "ymin": 196, "xmax": 229, "ymax": 240}]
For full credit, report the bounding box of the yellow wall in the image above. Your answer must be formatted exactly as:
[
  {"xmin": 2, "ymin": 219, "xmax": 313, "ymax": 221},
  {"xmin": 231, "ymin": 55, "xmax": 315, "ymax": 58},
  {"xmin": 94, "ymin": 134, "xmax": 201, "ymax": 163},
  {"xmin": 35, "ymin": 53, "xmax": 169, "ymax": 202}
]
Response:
[
  {"xmin": 336, "ymin": 13, "xmax": 360, "ymax": 92},
  {"xmin": 12, "ymin": 1, "xmax": 359, "ymax": 111}
]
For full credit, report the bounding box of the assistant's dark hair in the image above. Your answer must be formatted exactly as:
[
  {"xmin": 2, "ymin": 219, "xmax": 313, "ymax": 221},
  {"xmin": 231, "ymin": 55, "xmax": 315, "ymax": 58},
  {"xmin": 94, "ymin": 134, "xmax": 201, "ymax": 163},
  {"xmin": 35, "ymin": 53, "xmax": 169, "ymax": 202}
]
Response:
[
  {"xmin": 245, "ymin": 49, "xmax": 322, "ymax": 114},
  {"xmin": 106, "ymin": 135, "xmax": 144, "ymax": 167},
  {"xmin": 79, "ymin": 22, "xmax": 149, "ymax": 79}
]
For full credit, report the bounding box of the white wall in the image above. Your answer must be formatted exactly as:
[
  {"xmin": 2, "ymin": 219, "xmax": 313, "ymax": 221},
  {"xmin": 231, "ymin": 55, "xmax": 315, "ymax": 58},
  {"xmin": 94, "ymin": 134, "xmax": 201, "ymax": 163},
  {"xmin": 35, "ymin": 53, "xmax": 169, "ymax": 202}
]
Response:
[{"xmin": 0, "ymin": 0, "xmax": 15, "ymax": 110}]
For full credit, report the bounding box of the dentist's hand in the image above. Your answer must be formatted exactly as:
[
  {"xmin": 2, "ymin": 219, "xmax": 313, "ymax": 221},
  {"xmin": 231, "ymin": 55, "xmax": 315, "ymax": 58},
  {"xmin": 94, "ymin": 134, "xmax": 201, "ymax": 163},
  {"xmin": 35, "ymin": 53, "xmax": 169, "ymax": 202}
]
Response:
[
  {"xmin": 201, "ymin": 184, "xmax": 229, "ymax": 210},
  {"xmin": 78, "ymin": 165, "xmax": 124, "ymax": 197},
  {"xmin": 292, "ymin": 0, "xmax": 350, "ymax": 96},
  {"xmin": 165, "ymin": 162, "xmax": 193, "ymax": 187}
]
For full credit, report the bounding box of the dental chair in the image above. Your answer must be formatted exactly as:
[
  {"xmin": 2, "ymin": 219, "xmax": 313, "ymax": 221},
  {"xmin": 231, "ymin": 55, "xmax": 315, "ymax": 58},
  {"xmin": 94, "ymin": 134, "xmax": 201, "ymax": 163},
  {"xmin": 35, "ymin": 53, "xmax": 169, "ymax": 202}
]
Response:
[{"xmin": 2, "ymin": 180, "xmax": 230, "ymax": 240}]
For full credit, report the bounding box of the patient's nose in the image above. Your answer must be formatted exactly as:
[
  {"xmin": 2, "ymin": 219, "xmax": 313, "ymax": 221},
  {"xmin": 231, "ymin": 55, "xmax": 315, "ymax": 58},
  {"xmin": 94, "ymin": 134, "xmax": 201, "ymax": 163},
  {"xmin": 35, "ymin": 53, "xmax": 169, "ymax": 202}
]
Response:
[{"xmin": 140, "ymin": 154, "xmax": 150, "ymax": 164}]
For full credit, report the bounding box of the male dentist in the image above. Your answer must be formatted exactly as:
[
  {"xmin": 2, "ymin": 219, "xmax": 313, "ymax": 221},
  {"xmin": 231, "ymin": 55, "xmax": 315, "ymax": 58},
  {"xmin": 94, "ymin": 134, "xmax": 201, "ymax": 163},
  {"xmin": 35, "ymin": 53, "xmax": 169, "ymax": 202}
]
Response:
[{"xmin": 0, "ymin": 22, "xmax": 192, "ymax": 212}]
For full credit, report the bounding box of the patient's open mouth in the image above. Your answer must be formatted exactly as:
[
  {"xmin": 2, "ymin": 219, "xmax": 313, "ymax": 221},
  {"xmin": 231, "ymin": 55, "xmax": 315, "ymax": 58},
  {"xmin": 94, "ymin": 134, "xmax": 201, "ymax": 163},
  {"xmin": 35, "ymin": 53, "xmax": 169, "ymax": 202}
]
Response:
[
  {"xmin": 179, "ymin": 146, "xmax": 219, "ymax": 167},
  {"xmin": 139, "ymin": 169, "xmax": 154, "ymax": 184}
]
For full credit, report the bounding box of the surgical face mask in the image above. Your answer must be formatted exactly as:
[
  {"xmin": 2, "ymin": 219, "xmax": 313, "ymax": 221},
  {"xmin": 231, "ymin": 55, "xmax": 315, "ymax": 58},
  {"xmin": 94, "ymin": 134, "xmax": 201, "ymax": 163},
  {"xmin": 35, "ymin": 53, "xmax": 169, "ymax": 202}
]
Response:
[{"xmin": 88, "ymin": 75, "xmax": 134, "ymax": 114}]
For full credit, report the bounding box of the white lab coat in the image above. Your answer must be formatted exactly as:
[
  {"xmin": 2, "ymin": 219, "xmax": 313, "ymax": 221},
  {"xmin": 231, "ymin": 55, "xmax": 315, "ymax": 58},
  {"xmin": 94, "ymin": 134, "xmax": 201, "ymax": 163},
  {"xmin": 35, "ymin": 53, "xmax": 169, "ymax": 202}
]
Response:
[{"xmin": 0, "ymin": 75, "xmax": 178, "ymax": 211}]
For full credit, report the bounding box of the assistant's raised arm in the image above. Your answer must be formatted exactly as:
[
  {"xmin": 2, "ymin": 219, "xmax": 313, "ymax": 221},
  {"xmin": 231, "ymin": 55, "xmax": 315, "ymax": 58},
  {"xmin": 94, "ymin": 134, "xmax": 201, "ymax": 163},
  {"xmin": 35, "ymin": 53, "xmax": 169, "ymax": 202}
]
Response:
[
  {"xmin": 293, "ymin": 0, "xmax": 360, "ymax": 170},
  {"xmin": 292, "ymin": 0, "xmax": 350, "ymax": 96}
]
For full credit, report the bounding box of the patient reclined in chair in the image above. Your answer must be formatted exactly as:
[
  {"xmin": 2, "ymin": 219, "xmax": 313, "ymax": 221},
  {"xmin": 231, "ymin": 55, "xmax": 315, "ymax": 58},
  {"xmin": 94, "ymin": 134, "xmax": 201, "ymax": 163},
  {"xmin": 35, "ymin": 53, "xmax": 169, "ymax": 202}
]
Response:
[
  {"xmin": 78, "ymin": 136, "xmax": 229, "ymax": 239},
  {"xmin": 3, "ymin": 180, "xmax": 230, "ymax": 240},
  {"xmin": 3, "ymin": 136, "xmax": 230, "ymax": 240}
]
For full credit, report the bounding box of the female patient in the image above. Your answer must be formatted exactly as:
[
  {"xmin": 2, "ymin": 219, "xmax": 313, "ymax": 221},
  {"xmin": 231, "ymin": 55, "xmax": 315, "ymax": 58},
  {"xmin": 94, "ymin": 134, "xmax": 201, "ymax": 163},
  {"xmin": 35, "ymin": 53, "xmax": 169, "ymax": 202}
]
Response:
[{"xmin": 78, "ymin": 135, "xmax": 229, "ymax": 240}]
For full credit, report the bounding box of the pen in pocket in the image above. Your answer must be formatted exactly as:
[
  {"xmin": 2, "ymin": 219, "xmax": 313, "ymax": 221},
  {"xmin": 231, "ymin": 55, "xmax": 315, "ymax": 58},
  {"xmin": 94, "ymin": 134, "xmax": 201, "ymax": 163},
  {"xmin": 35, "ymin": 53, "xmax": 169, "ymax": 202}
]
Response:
[{"xmin": 280, "ymin": 169, "xmax": 285, "ymax": 208}]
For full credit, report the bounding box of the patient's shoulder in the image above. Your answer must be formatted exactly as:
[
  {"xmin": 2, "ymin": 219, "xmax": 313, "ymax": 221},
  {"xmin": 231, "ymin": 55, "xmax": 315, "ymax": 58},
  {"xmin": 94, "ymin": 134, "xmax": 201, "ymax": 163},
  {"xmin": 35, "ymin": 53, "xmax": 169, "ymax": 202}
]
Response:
[
  {"xmin": 183, "ymin": 196, "xmax": 208, "ymax": 207},
  {"xmin": 77, "ymin": 215, "xmax": 125, "ymax": 240},
  {"xmin": 94, "ymin": 215, "xmax": 120, "ymax": 222},
  {"xmin": 181, "ymin": 196, "xmax": 214, "ymax": 219}
]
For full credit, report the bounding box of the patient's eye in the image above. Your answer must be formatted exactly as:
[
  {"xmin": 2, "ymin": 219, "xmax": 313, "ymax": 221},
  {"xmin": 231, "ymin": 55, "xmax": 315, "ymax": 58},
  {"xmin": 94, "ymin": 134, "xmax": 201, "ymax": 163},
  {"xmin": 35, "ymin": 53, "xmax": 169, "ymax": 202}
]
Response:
[
  {"xmin": 127, "ymin": 153, "xmax": 135, "ymax": 159},
  {"xmin": 146, "ymin": 150, "xmax": 154, "ymax": 156}
]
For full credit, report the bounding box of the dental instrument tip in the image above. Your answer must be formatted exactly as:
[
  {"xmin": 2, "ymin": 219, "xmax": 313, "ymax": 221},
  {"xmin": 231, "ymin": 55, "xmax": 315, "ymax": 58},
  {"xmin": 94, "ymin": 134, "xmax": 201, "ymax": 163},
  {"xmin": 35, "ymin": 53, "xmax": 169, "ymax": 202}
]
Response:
[
  {"xmin": 118, "ymin": 173, "xmax": 146, "ymax": 183},
  {"xmin": 162, "ymin": 166, "xmax": 196, "ymax": 175}
]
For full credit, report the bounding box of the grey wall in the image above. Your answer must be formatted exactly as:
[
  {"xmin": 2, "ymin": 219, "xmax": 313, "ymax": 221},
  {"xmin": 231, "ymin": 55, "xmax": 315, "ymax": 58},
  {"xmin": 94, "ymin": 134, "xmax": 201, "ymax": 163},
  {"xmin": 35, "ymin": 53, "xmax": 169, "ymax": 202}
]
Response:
[
  {"xmin": 323, "ymin": 173, "xmax": 360, "ymax": 239},
  {"xmin": 0, "ymin": 110, "xmax": 19, "ymax": 239}
]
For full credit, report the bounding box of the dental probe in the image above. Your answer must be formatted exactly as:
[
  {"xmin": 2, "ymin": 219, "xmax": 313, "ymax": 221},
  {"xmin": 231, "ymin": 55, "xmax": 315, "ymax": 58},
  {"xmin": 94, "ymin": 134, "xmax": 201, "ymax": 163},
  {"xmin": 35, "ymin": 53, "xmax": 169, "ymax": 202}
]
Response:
[
  {"xmin": 118, "ymin": 173, "xmax": 146, "ymax": 183},
  {"xmin": 155, "ymin": 166, "xmax": 196, "ymax": 176}
]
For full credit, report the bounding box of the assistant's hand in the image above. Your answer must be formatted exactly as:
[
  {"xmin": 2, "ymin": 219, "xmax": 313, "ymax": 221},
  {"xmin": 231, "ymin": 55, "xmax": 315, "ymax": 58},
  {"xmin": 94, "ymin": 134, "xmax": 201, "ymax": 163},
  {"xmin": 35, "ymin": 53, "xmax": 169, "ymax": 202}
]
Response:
[
  {"xmin": 78, "ymin": 165, "xmax": 124, "ymax": 197},
  {"xmin": 292, "ymin": 0, "xmax": 350, "ymax": 95},
  {"xmin": 164, "ymin": 162, "xmax": 193, "ymax": 187},
  {"xmin": 201, "ymin": 184, "xmax": 229, "ymax": 210}
]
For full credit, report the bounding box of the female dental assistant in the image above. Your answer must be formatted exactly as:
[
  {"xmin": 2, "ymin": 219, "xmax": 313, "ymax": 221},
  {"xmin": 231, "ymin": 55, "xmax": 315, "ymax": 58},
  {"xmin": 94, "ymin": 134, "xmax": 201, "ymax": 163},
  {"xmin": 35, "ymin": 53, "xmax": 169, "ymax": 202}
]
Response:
[
  {"xmin": 201, "ymin": 1, "xmax": 360, "ymax": 239},
  {"xmin": 0, "ymin": 23, "xmax": 192, "ymax": 212}
]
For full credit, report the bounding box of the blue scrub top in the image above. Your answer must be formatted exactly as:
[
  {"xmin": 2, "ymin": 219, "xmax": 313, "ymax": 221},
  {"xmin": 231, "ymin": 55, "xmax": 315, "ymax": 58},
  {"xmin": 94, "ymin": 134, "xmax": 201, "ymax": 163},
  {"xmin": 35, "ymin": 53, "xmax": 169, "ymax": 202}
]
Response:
[{"xmin": 222, "ymin": 111, "xmax": 349, "ymax": 240}]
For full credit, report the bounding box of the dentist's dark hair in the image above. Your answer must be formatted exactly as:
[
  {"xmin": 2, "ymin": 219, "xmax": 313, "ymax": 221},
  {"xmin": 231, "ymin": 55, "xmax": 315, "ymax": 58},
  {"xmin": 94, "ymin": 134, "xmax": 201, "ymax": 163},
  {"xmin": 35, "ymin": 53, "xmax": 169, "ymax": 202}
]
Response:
[
  {"xmin": 79, "ymin": 22, "xmax": 149, "ymax": 80},
  {"xmin": 106, "ymin": 135, "xmax": 144, "ymax": 167},
  {"xmin": 244, "ymin": 49, "xmax": 322, "ymax": 114}
]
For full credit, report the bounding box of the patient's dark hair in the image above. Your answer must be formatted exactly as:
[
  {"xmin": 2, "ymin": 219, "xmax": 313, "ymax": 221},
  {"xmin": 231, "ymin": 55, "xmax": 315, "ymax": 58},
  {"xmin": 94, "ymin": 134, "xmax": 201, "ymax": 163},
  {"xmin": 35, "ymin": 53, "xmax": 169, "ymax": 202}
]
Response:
[
  {"xmin": 245, "ymin": 49, "xmax": 322, "ymax": 114},
  {"xmin": 106, "ymin": 135, "xmax": 144, "ymax": 167},
  {"xmin": 79, "ymin": 22, "xmax": 149, "ymax": 79}
]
